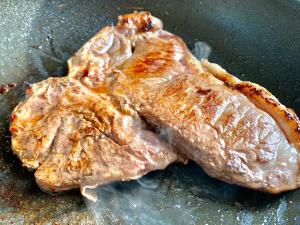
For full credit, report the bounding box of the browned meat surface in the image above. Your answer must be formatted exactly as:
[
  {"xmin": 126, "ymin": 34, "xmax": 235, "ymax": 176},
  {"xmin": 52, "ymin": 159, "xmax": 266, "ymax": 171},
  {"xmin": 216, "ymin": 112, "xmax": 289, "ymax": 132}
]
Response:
[
  {"xmin": 11, "ymin": 12, "xmax": 177, "ymax": 201},
  {"xmin": 11, "ymin": 12, "xmax": 300, "ymax": 197},
  {"xmin": 11, "ymin": 75, "xmax": 178, "ymax": 201},
  {"xmin": 109, "ymin": 13, "xmax": 300, "ymax": 193}
]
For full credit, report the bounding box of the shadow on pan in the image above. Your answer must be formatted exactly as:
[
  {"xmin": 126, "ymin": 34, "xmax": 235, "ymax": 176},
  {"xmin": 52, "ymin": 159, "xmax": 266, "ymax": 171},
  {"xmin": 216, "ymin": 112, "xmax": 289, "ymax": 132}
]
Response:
[{"xmin": 0, "ymin": 0, "xmax": 299, "ymax": 224}]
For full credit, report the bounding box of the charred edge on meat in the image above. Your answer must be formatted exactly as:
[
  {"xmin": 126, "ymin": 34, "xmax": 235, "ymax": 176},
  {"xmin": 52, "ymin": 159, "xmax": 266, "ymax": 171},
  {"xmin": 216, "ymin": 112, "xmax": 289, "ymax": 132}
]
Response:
[
  {"xmin": 10, "ymin": 114, "xmax": 17, "ymax": 122},
  {"xmin": 196, "ymin": 87, "xmax": 211, "ymax": 95},
  {"xmin": 140, "ymin": 18, "xmax": 153, "ymax": 32},
  {"xmin": 224, "ymin": 80, "xmax": 300, "ymax": 143}
]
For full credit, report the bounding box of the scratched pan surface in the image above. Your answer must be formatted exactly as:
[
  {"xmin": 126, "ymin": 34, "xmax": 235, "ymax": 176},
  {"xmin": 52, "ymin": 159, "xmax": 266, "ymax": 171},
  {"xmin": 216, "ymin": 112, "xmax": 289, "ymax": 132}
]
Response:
[{"xmin": 0, "ymin": 0, "xmax": 300, "ymax": 224}]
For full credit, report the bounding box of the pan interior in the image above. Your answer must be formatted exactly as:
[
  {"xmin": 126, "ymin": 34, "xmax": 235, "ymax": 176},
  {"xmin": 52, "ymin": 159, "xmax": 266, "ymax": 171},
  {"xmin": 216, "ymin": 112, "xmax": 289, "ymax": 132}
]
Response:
[{"xmin": 0, "ymin": 0, "xmax": 299, "ymax": 224}]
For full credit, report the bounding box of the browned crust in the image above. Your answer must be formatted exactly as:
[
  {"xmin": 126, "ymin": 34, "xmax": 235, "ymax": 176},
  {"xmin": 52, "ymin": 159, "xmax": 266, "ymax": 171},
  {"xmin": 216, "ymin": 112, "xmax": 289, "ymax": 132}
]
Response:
[
  {"xmin": 201, "ymin": 60, "xmax": 300, "ymax": 151},
  {"xmin": 117, "ymin": 11, "xmax": 162, "ymax": 34}
]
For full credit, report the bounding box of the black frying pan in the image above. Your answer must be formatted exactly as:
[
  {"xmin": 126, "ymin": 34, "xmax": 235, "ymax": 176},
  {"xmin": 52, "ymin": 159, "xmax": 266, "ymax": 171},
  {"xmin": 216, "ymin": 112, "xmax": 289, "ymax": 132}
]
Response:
[{"xmin": 0, "ymin": 0, "xmax": 299, "ymax": 224}]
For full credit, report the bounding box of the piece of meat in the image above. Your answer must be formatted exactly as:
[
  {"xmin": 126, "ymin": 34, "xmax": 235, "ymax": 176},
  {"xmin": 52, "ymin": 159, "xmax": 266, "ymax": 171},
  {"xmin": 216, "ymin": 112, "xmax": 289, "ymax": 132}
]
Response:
[
  {"xmin": 10, "ymin": 11, "xmax": 300, "ymax": 198},
  {"xmin": 107, "ymin": 13, "xmax": 300, "ymax": 193},
  {"xmin": 68, "ymin": 12, "xmax": 300, "ymax": 193},
  {"xmin": 10, "ymin": 13, "xmax": 180, "ymax": 201},
  {"xmin": 11, "ymin": 77, "xmax": 179, "ymax": 201}
]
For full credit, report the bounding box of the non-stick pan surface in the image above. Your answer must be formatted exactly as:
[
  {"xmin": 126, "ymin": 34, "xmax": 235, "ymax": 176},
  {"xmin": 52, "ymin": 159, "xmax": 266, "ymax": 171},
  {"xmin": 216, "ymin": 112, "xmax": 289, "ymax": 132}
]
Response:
[{"xmin": 0, "ymin": 0, "xmax": 299, "ymax": 224}]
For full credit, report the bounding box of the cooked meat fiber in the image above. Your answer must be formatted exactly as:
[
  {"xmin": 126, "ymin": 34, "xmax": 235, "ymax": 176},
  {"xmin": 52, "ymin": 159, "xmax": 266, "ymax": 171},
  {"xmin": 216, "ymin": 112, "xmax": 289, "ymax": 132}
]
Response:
[
  {"xmin": 70, "ymin": 12, "xmax": 300, "ymax": 193},
  {"xmin": 11, "ymin": 12, "xmax": 300, "ymax": 197},
  {"xmin": 109, "ymin": 13, "xmax": 300, "ymax": 193},
  {"xmin": 11, "ymin": 76, "xmax": 179, "ymax": 201},
  {"xmin": 10, "ymin": 13, "xmax": 170, "ymax": 200}
]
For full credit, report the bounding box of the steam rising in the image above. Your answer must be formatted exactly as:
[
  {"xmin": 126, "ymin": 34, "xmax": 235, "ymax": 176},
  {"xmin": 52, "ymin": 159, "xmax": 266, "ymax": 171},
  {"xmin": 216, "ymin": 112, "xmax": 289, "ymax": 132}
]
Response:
[
  {"xmin": 84, "ymin": 166, "xmax": 198, "ymax": 225},
  {"xmin": 85, "ymin": 175, "xmax": 168, "ymax": 225},
  {"xmin": 137, "ymin": 176, "xmax": 159, "ymax": 189},
  {"xmin": 192, "ymin": 42, "xmax": 212, "ymax": 60}
]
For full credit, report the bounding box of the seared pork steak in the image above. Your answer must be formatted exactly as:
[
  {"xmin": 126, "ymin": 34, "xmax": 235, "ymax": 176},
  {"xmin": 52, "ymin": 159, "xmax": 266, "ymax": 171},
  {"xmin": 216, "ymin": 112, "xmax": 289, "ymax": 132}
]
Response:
[
  {"xmin": 11, "ymin": 12, "xmax": 300, "ymax": 198},
  {"xmin": 11, "ymin": 76, "xmax": 179, "ymax": 201},
  {"xmin": 110, "ymin": 13, "xmax": 300, "ymax": 193}
]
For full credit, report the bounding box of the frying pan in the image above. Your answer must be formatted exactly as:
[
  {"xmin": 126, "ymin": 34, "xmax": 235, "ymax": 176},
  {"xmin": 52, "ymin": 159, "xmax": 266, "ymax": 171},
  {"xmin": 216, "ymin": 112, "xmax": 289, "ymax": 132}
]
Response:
[{"xmin": 0, "ymin": 0, "xmax": 299, "ymax": 224}]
